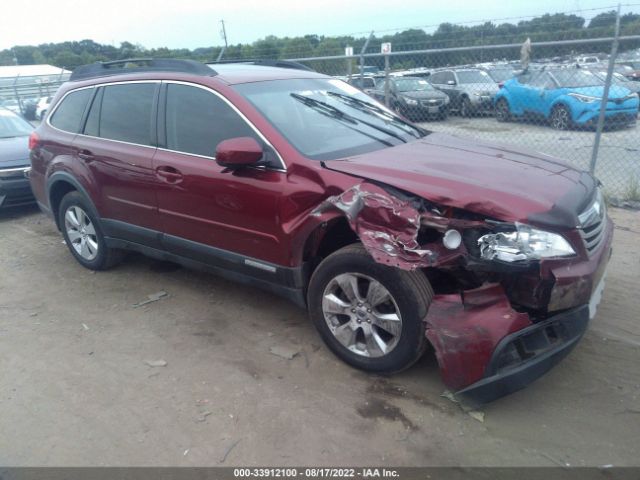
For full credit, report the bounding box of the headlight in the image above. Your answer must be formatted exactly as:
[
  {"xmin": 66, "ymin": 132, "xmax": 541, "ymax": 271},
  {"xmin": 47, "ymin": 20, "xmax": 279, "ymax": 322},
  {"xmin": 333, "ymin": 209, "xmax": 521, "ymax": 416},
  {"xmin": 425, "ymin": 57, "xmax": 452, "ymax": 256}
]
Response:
[
  {"xmin": 403, "ymin": 97, "xmax": 418, "ymax": 106},
  {"xmin": 568, "ymin": 93, "xmax": 600, "ymax": 103},
  {"xmin": 478, "ymin": 223, "xmax": 575, "ymax": 262}
]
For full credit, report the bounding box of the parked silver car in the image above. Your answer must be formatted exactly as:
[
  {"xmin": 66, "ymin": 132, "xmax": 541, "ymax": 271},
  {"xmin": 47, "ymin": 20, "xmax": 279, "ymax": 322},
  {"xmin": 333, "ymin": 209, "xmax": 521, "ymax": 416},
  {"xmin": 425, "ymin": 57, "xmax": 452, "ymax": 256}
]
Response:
[{"xmin": 429, "ymin": 68, "xmax": 500, "ymax": 116}]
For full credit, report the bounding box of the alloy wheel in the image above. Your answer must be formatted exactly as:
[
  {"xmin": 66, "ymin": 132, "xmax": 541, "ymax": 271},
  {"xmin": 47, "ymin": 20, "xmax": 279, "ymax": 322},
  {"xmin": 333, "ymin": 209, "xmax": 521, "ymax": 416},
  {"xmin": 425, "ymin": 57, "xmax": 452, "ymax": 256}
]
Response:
[
  {"xmin": 322, "ymin": 273, "xmax": 403, "ymax": 358},
  {"xmin": 64, "ymin": 206, "xmax": 99, "ymax": 261},
  {"xmin": 551, "ymin": 106, "xmax": 570, "ymax": 130},
  {"xmin": 496, "ymin": 100, "xmax": 510, "ymax": 121}
]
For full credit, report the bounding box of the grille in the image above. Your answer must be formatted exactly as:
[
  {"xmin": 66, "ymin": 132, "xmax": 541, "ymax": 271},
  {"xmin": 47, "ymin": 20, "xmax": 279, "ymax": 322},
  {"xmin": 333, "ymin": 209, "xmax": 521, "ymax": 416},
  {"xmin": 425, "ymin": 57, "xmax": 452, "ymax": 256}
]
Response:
[
  {"xmin": 578, "ymin": 191, "xmax": 606, "ymax": 255},
  {"xmin": 421, "ymin": 99, "xmax": 443, "ymax": 106}
]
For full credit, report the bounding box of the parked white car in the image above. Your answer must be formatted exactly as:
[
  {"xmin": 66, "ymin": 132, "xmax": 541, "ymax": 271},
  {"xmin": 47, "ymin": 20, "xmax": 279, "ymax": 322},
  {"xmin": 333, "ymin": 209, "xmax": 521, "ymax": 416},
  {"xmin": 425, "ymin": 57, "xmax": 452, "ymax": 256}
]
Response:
[{"xmin": 36, "ymin": 96, "xmax": 52, "ymax": 120}]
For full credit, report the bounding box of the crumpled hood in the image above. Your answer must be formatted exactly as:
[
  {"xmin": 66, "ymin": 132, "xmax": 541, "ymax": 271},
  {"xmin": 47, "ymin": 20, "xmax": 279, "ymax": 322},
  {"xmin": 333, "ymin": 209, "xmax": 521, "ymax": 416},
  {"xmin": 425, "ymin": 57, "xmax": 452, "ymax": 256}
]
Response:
[
  {"xmin": 324, "ymin": 132, "xmax": 596, "ymax": 228},
  {"xmin": 0, "ymin": 136, "xmax": 30, "ymax": 166}
]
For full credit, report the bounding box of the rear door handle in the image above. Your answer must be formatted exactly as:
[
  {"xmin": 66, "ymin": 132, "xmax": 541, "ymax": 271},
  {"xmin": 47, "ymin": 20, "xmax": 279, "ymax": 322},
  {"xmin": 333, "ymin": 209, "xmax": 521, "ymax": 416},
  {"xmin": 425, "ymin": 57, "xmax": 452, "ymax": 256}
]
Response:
[
  {"xmin": 78, "ymin": 149, "xmax": 94, "ymax": 162},
  {"xmin": 156, "ymin": 166, "xmax": 183, "ymax": 183}
]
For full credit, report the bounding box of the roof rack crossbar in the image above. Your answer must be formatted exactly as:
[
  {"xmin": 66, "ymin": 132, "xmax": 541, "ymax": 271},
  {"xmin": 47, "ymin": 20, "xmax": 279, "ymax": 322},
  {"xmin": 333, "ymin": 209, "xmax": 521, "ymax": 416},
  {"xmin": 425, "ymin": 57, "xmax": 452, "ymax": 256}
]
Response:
[
  {"xmin": 208, "ymin": 59, "xmax": 314, "ymax": 72},
  {"xmin": 70, "ymin": 58, "xmax": 217, "ymax": 81}
]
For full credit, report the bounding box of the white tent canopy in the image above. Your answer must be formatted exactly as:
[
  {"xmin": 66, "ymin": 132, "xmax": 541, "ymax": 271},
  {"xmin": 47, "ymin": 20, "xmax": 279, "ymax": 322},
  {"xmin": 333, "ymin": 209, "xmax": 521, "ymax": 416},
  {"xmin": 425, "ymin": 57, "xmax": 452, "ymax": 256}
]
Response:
[{"xmin": 0, "ymin": 64, "xmax": 70, "ymax": 79}]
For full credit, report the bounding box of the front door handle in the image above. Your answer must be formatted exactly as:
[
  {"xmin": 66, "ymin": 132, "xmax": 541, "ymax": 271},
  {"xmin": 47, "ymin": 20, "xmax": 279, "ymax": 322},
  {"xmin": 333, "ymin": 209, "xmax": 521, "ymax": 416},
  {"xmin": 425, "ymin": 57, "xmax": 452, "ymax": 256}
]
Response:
[{"xmin": 156, "ymin": 166, "xmax": 183, "ymax": 183}]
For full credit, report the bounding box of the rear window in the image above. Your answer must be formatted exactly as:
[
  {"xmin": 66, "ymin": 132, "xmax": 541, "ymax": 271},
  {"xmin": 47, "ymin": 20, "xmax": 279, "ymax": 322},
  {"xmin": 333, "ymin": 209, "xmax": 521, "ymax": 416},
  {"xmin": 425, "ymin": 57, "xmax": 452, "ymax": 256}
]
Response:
[
  {"xmin": 50, "ymin": 88, "xmax": 93, "ymax": 133},
  {"xmin": 97, "ymin": 83, "xmax": 157, "ymax": 145}
]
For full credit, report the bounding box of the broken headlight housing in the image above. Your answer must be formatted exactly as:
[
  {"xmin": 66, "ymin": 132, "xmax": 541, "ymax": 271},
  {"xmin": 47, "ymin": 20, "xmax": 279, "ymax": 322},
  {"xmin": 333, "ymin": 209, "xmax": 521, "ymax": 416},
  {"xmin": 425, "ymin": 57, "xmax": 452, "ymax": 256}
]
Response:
[{"xmin": 478, "ymin": 223, "xmax": 575, "ymax": 262}]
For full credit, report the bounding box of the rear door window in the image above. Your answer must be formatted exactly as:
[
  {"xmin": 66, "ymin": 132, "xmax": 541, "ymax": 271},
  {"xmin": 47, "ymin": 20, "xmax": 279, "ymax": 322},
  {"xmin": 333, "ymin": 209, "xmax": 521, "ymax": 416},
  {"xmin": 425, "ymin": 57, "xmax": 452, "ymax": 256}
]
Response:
[
  {"xmin": 164, "ymin": 83, "xmax": 257, "ymax": 158},
  {"xmin": 50, "ymin": 88, "xmax": 93, "ymax": 133},
  {"xmin": 97, "ymin": 83, "xmax": 157, "ymax": 145}
]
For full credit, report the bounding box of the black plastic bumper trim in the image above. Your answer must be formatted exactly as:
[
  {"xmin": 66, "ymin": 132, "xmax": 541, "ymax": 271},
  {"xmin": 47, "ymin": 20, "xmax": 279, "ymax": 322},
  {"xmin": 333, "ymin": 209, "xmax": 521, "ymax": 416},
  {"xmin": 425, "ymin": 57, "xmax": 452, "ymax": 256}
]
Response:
[{"xmin": 455, "ymin": 305, "xmax": 590, "ymax": 405}]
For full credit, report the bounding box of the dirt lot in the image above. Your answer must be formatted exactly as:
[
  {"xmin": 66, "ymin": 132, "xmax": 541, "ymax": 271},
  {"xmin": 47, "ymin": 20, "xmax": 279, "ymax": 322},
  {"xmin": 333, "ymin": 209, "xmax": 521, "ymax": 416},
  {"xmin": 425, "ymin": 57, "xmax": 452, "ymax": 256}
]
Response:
[{"xmin": 0, "ymin": 205, "xmax": 639, "ymax": 467}]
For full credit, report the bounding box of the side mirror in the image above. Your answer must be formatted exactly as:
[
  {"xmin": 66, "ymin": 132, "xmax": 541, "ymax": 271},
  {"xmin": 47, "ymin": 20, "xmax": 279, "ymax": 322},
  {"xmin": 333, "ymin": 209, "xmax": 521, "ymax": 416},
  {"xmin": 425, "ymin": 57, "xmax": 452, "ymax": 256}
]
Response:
[
  {"xmin": 447, "ymin": 80, "xmax": 456, "ymax": 86},
  {"xmin": 215, "ymin": 137, "xmax": 263, "ymax": 169}
]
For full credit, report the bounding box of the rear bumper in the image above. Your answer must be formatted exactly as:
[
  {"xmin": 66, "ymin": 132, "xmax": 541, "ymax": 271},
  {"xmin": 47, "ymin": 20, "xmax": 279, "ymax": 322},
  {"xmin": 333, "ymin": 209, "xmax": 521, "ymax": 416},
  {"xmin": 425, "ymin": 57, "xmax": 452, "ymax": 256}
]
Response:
[{"xmin": 455, "ymin": 305, "xmax": 589, "ymax": 404}]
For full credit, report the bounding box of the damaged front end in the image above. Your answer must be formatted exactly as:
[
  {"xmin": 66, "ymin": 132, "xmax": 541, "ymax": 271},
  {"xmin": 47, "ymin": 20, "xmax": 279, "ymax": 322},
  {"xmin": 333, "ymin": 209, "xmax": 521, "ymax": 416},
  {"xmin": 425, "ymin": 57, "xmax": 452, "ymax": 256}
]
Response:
[{"xmin": 313, "ymin": 181, "xmax": 613, "ymax": 403}]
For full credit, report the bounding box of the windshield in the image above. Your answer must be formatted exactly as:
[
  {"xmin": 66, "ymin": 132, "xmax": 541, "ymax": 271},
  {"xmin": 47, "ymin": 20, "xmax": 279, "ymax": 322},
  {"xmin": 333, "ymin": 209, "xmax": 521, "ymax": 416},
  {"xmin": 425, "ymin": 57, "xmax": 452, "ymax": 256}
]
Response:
[
  {"xmin": 0, "ymin": 112, "xmax": 33, "ymax": 138},
  {"xmin": 456, "ymin": 70, "xmax": 494, "ymax": 84},
  {"xmin": 394, "ymin": 78, "xmax": 434, "ymax": 92},
  {"xmin": 486, "ymin": 69, "xmax": 515, "ymax": 83},
  {"xmin": 593, "ymin": 71, "xmax": 630, "ymax": 84},
  {"xmin": 551, "ymin": 69, "xmax": 604, "ymax": 87},
  {"xmin": 234, "ymin": 78, "xmax": 426, "ymax": 161}
]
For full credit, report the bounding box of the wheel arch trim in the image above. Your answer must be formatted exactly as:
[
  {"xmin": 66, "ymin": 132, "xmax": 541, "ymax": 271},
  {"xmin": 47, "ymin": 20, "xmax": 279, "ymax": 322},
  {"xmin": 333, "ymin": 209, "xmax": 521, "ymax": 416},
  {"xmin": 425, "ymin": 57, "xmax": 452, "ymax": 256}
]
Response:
[{"xmin": 46, "ymin": 172, "xmax": 100, "ymax": 229}]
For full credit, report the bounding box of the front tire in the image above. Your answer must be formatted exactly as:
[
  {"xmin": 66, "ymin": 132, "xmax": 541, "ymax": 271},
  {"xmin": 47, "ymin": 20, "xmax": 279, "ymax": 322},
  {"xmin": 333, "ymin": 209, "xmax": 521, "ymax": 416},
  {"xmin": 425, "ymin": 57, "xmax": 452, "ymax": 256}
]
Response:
[
  {"xmin": 307, "ymin": 244, "xmax": 433, "ymax": 373},
  {"xmin": 550, "ymin": 104, "xmax": 572, "ymax": 130},
  {"xmin": 495, "ymin": 98, "xmax": 511, "ymax": 122},
  {"xmin": 58, "ymin": 191, "xmax": 124, "ymax": 270},
  {"xmin": 460, "ymin": 96, "xmax": 472, "ymax": 117}
]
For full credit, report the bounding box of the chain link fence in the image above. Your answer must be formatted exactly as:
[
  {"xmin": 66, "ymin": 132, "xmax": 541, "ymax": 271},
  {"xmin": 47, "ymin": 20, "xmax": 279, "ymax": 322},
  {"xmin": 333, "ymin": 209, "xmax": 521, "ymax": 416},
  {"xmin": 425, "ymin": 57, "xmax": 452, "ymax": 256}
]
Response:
[
  {"xmin": 0, "ymin": 69, "xmax": 70, "ymax": 120},
  {"xmin": 283, "ymin": 33, "xmax": 640, "ymax": 201}
]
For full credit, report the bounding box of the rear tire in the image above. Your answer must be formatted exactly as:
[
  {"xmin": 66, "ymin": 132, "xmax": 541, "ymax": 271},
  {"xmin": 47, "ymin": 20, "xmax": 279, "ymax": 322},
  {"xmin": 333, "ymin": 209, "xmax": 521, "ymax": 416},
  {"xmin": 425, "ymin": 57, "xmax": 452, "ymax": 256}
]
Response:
[
  {"xmin": 58, "ymin": 191, "xmax": 124, "ymax": 270},
  {"xmin": 307, "ymin": 244, "xmax": 433, "ymax": 374}
]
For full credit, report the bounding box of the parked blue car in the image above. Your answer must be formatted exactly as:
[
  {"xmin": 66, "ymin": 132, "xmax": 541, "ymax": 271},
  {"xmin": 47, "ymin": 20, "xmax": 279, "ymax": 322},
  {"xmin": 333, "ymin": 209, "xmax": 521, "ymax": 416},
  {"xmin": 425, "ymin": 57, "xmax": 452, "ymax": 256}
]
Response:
[{"xmin": 494, "ymin": 68, "xmax": 639, "ymax": 129}]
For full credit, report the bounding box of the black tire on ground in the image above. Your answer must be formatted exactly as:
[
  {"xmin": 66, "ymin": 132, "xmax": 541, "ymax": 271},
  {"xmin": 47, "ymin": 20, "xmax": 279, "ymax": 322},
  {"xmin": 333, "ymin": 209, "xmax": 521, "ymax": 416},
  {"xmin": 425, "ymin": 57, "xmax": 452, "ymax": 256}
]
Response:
[
  {"xmin": 495, "ymin": 98, "xmax": 511, "ymax": 122},
  {"xmin": 550, "ymin": 104, "xmax": 572, "ymax": 130},
  {"xmin": 460, "ymin": 96, "xmax": 472, "ymax": 117},
  {"xmin": 58, "ymin": 191, "xmax": 125, "ymax": 270},
  {"xmin": 307, "ymin": 243, "xmax": 434, "ymax": 374}
]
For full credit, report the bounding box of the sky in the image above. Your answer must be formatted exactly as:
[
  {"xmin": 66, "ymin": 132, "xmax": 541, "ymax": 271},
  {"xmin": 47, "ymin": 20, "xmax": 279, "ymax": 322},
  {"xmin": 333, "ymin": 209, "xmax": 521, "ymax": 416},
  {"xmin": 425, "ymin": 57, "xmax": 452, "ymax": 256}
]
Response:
[{"xmin": 1, "ymin": 0, "xmax": 637, "ymax": 50}]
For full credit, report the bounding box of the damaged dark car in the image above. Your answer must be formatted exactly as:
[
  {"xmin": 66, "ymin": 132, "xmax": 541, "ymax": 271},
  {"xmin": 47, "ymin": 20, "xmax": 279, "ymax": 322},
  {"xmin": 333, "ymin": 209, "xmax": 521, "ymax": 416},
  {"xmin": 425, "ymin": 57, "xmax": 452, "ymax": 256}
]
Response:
[{"xmin": 29, "ymin": 59, "xmax": 612, "ymax": 404}]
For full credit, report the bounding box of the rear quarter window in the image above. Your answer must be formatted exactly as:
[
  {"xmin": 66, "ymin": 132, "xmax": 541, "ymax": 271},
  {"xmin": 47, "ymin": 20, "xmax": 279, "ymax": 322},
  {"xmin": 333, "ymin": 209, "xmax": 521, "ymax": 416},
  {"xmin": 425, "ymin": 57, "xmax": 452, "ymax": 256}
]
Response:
[{"xmin": 49, "ymin": 88, "xmax": 93, "ymax": 133}]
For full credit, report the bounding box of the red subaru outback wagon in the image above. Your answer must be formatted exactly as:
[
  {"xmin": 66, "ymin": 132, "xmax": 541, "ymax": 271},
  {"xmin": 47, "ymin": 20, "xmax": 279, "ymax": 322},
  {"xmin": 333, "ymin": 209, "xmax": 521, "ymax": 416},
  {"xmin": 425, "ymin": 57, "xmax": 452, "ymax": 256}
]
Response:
[{"xmin": 29, "ymin": 59, "xmax": 612, "ymax": 403}]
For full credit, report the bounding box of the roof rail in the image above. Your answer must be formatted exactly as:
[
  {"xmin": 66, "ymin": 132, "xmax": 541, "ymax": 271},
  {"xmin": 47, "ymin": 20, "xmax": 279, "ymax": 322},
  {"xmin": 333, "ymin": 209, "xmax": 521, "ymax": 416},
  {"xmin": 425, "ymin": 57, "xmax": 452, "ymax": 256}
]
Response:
[
  {"xmin": 208, "ymin": 59, "xmax": 314, "ymax": 72},
  {"xmin": 70, "ymin": 58, "xmax": 216, "ymax": 81}
]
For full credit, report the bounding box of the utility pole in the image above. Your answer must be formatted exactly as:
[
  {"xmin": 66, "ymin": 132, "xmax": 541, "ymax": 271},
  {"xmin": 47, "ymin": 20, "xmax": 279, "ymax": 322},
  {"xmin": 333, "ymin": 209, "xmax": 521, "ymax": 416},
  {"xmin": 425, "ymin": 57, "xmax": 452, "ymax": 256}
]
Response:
[
  {"xmin": 217, "ymin": 20, "xmax": 228, "ymax": 62},
  {"xmin": 589, "ymin": 3, "xmax": 621, "ymax": 175}
]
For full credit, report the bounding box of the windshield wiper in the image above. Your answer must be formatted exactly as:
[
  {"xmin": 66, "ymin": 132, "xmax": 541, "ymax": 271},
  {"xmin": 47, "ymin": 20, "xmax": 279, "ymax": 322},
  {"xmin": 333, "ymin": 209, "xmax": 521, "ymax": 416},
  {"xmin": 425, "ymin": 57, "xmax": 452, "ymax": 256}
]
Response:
[
  {"xmin": 326, "ymin": 92, "xmax": 425, "ymax": 139},
  {"xmin": 290, "ymin": 93, "xmax": 396, "ymax": 147}
]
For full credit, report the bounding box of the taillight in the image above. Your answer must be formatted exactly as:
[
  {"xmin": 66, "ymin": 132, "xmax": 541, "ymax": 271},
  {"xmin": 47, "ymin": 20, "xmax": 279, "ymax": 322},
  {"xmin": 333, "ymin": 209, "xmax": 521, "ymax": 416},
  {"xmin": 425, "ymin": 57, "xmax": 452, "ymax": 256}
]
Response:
[{"xmin": 28, "ymin": 132, "xmax": 40, "ymax": 150}]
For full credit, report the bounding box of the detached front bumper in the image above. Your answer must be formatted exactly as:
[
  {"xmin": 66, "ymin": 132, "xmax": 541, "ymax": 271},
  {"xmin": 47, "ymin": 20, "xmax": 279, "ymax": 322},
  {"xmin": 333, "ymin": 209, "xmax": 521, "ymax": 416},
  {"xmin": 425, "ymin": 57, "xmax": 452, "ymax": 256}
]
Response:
[
  {"xmin": 456, "ymin": 305, "xmax": 589, "ymax": 404},
  {"xmin": 425, "ymin": 216, "xmax": 613, "ymax": 404}
]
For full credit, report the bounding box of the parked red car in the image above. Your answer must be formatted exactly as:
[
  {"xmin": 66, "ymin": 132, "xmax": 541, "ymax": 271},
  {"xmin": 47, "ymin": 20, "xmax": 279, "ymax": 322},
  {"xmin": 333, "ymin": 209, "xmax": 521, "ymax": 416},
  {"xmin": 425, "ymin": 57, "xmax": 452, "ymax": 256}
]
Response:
[{"xmin": 28, "ymin": 59, "xmax": 612, "ymax": 403}]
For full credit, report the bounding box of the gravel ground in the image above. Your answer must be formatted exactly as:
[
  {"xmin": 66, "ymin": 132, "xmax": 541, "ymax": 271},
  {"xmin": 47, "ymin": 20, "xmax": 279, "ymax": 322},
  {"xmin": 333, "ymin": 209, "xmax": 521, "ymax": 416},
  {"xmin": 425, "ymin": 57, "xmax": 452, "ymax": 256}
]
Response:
[{"xmin": 0, "ymin": 205, "xmax": 639, "ymax": 467}]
